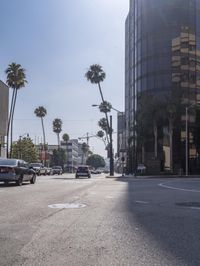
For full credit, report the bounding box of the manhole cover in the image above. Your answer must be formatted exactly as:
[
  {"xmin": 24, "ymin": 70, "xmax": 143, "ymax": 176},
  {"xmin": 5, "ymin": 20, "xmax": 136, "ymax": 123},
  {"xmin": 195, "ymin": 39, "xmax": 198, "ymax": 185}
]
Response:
[
  {"xmin": 48, "ymin": 203, "xmax": 86, "ymax": 209},
  {"xmin": 176, "ymin": 202, "xmax": 200, "ymax": 208}
]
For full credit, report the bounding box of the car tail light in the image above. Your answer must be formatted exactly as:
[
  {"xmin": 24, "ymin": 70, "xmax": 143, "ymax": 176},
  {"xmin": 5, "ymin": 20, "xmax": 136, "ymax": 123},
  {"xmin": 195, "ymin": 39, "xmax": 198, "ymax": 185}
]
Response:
[
  {"xmin": 0, "ymin": 167, "xmax": 15, "ymax": 173},
  {"xmin": 9, "ymin": 168, "xmax": 15, "ymax": 173}
]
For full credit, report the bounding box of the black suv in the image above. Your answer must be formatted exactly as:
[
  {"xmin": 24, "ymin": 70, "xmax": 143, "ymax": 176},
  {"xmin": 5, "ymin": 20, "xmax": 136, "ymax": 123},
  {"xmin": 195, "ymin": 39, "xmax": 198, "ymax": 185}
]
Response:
[
  {"xmin": 75, "ymin": 166, "xmax": 91, "ymax": 179},
  {"xmin": 52, "ymin": 166, "xmax": 63, "ymax": 175}
]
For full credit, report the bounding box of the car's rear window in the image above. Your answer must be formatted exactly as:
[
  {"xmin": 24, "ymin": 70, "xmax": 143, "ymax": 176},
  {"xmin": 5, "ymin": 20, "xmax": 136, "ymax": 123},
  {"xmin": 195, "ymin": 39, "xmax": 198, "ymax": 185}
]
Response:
[
  {"xmin": 30, "ymin": 163, "xmax": 42, "ymax": 167},
  {"xmin": 77, "ymin": 167, "xmax": 88, "ymax": 172},
  {"xmin": 53, "ymin": 166, "xmax": 62, "ymax": 169},
  {"xmin": 0, "ymin": 159, "xmax": 17, "ymax": 166}
]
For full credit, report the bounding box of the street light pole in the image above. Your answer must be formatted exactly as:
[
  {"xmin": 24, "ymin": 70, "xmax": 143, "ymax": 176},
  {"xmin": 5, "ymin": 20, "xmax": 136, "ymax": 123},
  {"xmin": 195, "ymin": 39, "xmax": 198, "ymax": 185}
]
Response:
[
  {"xmin": 109, "ymin": 115, "xmax": 114, "ymax": 176},
  {"xmin": 185, "ymin": 106, "xmax": 189, "ymax": 176}
]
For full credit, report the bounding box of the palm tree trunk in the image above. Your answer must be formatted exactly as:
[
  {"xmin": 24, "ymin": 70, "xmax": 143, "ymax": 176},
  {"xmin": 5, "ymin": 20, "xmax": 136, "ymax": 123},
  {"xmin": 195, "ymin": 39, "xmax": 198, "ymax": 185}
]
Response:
[
  {"xmin": 10, "ymin": 89, "xmax": 18, "ymax": 158},
  {"xmin": 57, "ymin": 133, "xmax": 60, "ymax": 149},
  {"xmin": 6, "ymin": 88, "xmax": 15, "ymax": 157},
  {"xmin": 41, "ymin": 117, "xmax": 46, "ymax": 165}
]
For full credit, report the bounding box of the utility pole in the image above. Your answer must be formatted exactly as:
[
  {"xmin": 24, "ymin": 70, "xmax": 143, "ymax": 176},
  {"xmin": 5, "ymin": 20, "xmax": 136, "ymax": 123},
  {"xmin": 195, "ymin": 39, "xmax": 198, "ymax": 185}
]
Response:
[{"xmin": 109, "ymin": 115, "xmax": 114, "ymax": 176}]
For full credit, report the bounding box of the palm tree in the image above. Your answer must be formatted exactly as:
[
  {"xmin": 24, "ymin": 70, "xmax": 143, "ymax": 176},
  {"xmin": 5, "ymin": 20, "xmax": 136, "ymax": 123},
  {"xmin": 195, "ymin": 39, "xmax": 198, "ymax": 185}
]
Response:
[
  {"xmin": 98, "ymin": 118, "xmax": 110, "ymax": 136},
  {"xmin": 62, "ymin": 133, "xmax": 69, "ymax": 145},
  {"xmin": 34, "ymin": 106, "xmax": 47, "ymax": 149},
  {"xmin": 53, "ymin": 118, "xmax": 62, "ymax": 148},
  {"xmin": 62, "ymin": 133, "xmax": 69, "ymax": 164},
  {"xmin": 34, "ymin": 106, "xmax": 47, "ymax": 164},
  {"xmin": 81, "ymin": 142, "xmax": 89, "ymax": 164},
  {"xmin": 96, "ymin": 130, "xmax": 106, "ymax": 147},
  {"xmin": 85, "ymin": 64, "xmax": 106, "ymax": 102},
  {"xmin": 5, "ymin": 63, "xmax": 27, "ymax": 158},
  {"xmin": 85, "ymin": 64, "xmax": 110, "ymax": 142},
  {"xmin": 99, "ymin": 101, "xmax": 112, "ymax": 113}
]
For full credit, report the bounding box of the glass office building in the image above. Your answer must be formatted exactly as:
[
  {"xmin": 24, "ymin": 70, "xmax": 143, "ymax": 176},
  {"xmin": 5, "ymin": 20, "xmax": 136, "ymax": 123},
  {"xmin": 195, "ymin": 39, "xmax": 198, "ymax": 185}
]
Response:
[{"xmin": 125, "ymin": 0, "xmax": 200, "ymax": 173}]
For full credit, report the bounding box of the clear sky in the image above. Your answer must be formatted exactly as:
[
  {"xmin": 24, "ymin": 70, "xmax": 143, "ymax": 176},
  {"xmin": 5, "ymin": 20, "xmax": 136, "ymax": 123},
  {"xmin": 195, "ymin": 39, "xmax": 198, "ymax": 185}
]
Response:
[{"xmin": 0, "ymin": 0, "xmax": 129, "ymax": 157}]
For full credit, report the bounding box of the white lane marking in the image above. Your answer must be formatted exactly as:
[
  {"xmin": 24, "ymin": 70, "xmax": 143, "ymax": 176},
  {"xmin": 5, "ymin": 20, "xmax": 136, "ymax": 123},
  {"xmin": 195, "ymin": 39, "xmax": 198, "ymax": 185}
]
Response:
[
  {"xmin": 48, "ymin": 203, "xmax": 86, "ymax": 209},
  {"xmin": 106, "ymin": 196, "xmax": 115, "ymax": 199},
  {"xmin": 191, "ymin": 207, "xmax": 200, "ymax": 210},
  {"xmin": 135, "ymin": 200, "xmax": 149, "ymax": 204},
  {"xmin": 159, "ymin": 183, "xmax": 200, "ymax": 193}
]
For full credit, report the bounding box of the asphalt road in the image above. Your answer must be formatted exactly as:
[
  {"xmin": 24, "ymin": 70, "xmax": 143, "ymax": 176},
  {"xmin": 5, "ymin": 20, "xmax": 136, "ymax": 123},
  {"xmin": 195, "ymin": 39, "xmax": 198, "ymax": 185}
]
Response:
[{"xmin": 1, "ymin": 174, "xmax": 200, "ymax": 266}]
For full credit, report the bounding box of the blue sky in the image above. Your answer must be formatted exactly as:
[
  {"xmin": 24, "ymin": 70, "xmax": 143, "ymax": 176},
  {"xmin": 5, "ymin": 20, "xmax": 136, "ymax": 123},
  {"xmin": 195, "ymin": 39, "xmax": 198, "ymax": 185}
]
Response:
[{"xmin": 0, "ymin": 0, "xmax": 129, "ymax": 157}]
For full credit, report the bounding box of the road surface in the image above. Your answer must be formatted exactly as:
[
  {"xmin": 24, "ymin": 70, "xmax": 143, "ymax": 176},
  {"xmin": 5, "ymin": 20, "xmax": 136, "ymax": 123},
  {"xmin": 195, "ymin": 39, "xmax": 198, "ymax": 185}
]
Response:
[{"xmin": 1, "ymin": 174, "xmax": 200, "ymax": 266}]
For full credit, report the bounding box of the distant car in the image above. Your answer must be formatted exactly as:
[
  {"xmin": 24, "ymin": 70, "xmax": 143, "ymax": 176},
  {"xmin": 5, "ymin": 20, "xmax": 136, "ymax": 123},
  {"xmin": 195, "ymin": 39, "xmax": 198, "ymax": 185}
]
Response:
[
  {"xmin": 75, "ymin": 166, "xmax": 91, "ymax": 178},
  {"xmin": 29, "ymin": 163, "xmax": 47, "ymax": 176},
  {"xmin": 91, "ymin": 169, "xmax": 101, "ymax": 174},
  {"xmin": 0, "ymin": 158, "xmax": 36, "ymax": 186},
  {"xmin": 52, "ymin": 166, "xmax": 63, "ymax": 175}
]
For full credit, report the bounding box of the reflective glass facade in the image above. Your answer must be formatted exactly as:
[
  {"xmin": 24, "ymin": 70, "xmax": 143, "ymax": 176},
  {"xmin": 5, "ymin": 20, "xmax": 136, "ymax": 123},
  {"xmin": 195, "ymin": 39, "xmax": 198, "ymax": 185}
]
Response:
[{"xmin": 125, "ymin": 0, "xmax": 200, "ymax": 173}]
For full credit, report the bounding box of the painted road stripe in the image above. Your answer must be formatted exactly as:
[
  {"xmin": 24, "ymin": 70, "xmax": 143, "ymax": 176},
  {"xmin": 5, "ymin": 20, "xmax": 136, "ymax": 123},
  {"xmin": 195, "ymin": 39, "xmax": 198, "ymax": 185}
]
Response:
[
  {"xmin": 159, "ymin": 183, "xmax": 200, "ymax": 193},
  {"xmin": 135, "ymin": 200, "xmax": 149, "ymax": 204}
]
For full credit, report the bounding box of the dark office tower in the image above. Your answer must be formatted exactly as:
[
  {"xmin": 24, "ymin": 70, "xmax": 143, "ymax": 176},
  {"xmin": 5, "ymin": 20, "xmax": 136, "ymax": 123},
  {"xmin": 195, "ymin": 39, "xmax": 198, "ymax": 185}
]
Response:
[{"xmin": 125, "ymin": 0, "xmax": 200, "ymax": 174}]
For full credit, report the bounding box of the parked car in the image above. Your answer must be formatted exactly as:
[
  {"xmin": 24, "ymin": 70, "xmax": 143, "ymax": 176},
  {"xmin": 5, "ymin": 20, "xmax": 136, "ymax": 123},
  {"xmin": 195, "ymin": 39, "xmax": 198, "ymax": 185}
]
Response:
[
  {"xmin": 29, "ymin": 163, "xmax": 47, "ymax": 176},
  {"xmin": 91, "ymin": 169, "xmax": 101, "ymax": 174},
  {"xmin": 75, "ymin": 165, "xmax": 91, "ymax": 178},
  {"xmin": 46, "ymin": 167, "xmax": 52, "ymax": 175},
  {"xmin": 0, "ymin": 158, "xmax": 36, "ymax": 186},
  {"xmin": 52, "ymin": 166, "xmax": 63, "ymax": 175}
]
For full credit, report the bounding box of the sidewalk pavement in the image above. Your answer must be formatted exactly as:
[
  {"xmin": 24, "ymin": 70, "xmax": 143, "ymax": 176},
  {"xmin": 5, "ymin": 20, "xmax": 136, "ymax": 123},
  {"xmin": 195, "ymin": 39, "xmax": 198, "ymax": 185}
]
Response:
[{"xmin": 106, "ymin": 174, "xmax": 200, "ymax": 179}]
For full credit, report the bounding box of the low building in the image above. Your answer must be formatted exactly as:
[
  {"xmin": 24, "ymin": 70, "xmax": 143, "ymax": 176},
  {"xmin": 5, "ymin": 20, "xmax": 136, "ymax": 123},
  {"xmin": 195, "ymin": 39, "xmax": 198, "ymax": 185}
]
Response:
[
  {"xmin": 60, "ymin": 139, "xmax": 79, "ymax": 172},
  {"xmin": 0, "ymin": 81, "xmax": 9, "ymax": 158}
]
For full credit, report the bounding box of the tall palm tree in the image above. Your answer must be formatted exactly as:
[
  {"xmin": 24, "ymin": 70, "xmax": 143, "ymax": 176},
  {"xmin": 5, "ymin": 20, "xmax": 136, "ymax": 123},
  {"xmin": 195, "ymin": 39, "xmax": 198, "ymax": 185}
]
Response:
[
  {"xmin": 5, "ymin": 63, "xmax": 27, "ymax": 158},
  {"xmin": 62, "ymin": 133, "xmax": 69, "ymax": 166},
  {"xmin": 62, "ymin": 133, "xmax": 69, "ymax": 145},
  {"xmin": 34, "ymin": 106, "xmax": 47, "ymax": 164},
  {"xmin": 85, "ymin": 64, "xmax": 106, "ymax": 102},
  {"xmin": 81, "ymin": 142, "xmax": 89, "ymax": 164},
  {"xmin": 96, "ymin": 130, "xmax": 106, "ymax": 147},
  {"xmin": 85, "ymin": 64, "xmax": 110, "ymax": 142},
  {"xmin": 53, "ymin": 118, "xmax": 62, "ymax": 148}
]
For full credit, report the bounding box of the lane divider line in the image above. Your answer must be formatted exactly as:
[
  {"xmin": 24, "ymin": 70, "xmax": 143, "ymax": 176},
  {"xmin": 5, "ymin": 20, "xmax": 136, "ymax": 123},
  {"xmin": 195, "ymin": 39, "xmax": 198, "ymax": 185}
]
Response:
[{"xmin": 159, "ymin": 183, "xmax": 200, "ymax": 193}]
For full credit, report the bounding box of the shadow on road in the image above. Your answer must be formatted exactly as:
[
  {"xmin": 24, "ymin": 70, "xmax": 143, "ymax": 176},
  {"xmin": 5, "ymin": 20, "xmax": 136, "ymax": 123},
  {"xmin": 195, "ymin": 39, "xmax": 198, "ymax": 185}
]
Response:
[
  {"xmin": 115, "ymin": 177, "xmax": 200, "ymax": 265},
  {"xmin": 0, "ymin": 182, "xmax": 30, "ymax": 187}
]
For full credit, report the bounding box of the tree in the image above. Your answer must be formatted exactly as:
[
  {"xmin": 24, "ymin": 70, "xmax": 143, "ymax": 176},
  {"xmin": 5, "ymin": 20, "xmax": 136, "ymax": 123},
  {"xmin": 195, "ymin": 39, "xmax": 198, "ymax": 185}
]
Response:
[
  {"xmin": 98, "ymin": 118, "xmax": 110, "ymax": 135},
  {"xmin": 62, "ymin": 133, "xmax": 69, "ymax": 163},
  {"xmin": 81, "ymin": 142, "xmax": 89, "ymax": 164},
  {"xmin": 164, "ymin": 88, "xmax": 183, "ymax": 172},
  {"xmin": 86, "ymin": 154, "xmax": 105, "ymax": 169},
  {"xmin": 53, "ymin": 118, "xmax": 62, "ymax": 148},
  {"xmin": 62, "ymin": 133, "xmax": 69, "ymax": 144},
  {"xmin": 34, "ymin": 106, "xmax": 47, "ymax": 155},
  {"xmin": 135, "ymin": 93, "xmax": 164, "ymax": 164},
  {"xmin": 12, "ymin": 137, "xmax": 38, "ymax": 163},
  {"xmin": 50, "ymin": 148, "xmax": 66, "ymax": 168},
  {"xmin": 85, "ymin": 64, "xmax": 106, "ymax": 102},
  {"xmin": 99, "ymin": 101, "xmax": 112, "ymax": 113},
  {"xmin": 96, "ymin": 130, "xmax": 107, "ymax": 147},
  {"xmin": 85, "ymin": 64, "xmax": 110, "ymax": 142},
  {"xmin": 5, "ymin": 63, "xmax": 27, "ymax": 158}
]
